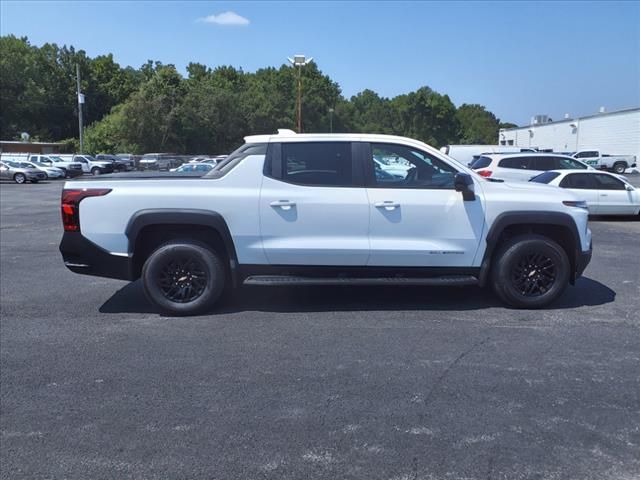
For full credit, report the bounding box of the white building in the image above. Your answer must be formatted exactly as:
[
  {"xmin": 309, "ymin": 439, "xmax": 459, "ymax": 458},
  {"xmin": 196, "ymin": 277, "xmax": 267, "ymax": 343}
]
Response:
[{"xmin": 498, "ymin": 107, "xmax": 640, "ymax": 159}]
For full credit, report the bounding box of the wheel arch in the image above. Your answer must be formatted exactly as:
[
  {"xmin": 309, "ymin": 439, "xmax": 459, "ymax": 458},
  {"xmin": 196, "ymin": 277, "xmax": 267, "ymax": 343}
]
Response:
[
  {"xmin": 125, "ymin": 209, "xmax": 239, "ymax": 285},
  {"xmin": 479, "ymin": 211, "xmax": 581, "ymax": 286}
]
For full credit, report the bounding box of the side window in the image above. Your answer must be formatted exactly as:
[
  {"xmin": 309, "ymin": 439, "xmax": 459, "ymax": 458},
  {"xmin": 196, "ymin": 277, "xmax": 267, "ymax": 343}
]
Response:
[
  {"xmin": 559, "ymin": 173, "xmax": 596, "ymax": 189},
  {"xmin": 281, "ymin": 142, "xmax": 353, "ymax": 187},
  {"xmin": 499, "ymin": 157, "xmax": 528, "ymax": 169},
  {"xmin": 576, "ymin": 151, "xmax": 597, "ymax": 158},
  {"xmin": 532, "ymin": 156, "xmax": 555, "ymax": 170},
  {"xmin": 507, "ymin": 140, "xmax": 514, "ymax": 146},
  {"xmin": 557, "ymin": 157, "xmax": 588, "ymax": 170},
  {"xmin": 593, "ymin": 174, "xmax": 626, "ymax": 190},
  {"xmin": 369, "ymin": 143, "xmax": 457, "ymax": 189}
]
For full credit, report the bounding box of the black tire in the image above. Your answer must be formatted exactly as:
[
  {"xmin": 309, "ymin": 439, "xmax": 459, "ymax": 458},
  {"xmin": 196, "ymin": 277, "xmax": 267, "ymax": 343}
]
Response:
[
  {"xmin": 13, "ymin": 173, "xmax": 26, "ymax": 184},
  {"xmin": 141, "ymin": 241, "xmax": 226, "ymax": 316},
  {"xmin": 30, "ymin": 179, "xmax": 39, "ymax": 183},
  {"xmin": 612, "ymin": 162, "xmax": 627, "ymax": 174},
  {"xmin": 91, "ymin": 167, "xmax": 101, "ymax": 176},
  {"xmin": 491, "ymin": 234, "xmax": 570, "ymax": 309}
]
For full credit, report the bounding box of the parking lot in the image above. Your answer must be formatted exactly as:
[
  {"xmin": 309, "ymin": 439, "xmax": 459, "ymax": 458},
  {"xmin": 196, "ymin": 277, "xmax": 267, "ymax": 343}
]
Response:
[{"xmin": 1, "ymin": 179, "xmax": 639, "ymax": 479}]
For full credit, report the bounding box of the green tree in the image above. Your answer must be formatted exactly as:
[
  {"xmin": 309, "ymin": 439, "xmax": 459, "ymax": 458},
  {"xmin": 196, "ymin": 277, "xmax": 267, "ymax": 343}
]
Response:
[{"xmin": 456, "ymin": 103, "xmax": 500, "ymax": 144}]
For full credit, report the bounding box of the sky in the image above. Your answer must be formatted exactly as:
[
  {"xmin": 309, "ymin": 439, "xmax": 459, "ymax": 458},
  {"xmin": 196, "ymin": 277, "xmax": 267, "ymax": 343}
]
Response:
[{"xmin": 1, "ymin": 0, "xmax": 639, "ymax": 126}]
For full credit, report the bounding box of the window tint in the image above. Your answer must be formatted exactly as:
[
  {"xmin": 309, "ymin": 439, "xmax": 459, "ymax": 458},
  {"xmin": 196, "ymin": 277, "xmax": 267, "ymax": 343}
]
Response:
[
  {"xmin": 530, "ymin": 171, "xmax": 561, "ymax": 184},
  {"xmin": 507, "ymin": 140, "xmax": 514, "ymax": 146},
  {"xmin": 532, "ymin": 156, "xmax": 556, "ymax": 170},
  {"xmin": 593, "ymin": 174, "xmax": 626, "ymax": 190},
  {"xmin": 499, "ymin": 157, "xmax": 530, "ymax": 169},
  {"xmin": 470, "ymin": 156, "xmax": 492, "ymax": 169},
  {"xmin": 557, "ymin": 157, "xmax": 588, "ymax": 169},
  {"xmin": 559, "ymin": 173, "xmax": 596, "ymax": 189},
  {"xmin": 576, "ymin": 151, "xmax": 597, "ymax": 158},
  {"xmin": 369, "ymin": 143, "xmax": 457, "ymax": 189},
  {"xmin": 281, "ymin": 142, "xmax": 353, "ymax": 186}
]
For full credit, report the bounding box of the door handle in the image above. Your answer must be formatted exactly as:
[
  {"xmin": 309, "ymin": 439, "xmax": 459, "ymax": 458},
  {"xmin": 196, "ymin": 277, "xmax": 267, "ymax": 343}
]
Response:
[
  {"xmin": 270, "ymin": 200, "xmax": 296, "ymax": 210},
  {"xmin": 600, "ymin": 194, "xmax": 608, "ymax": 197},
  {"xmin": 374, "ymin": 201, "xmax": 400, "ymax": 210}
]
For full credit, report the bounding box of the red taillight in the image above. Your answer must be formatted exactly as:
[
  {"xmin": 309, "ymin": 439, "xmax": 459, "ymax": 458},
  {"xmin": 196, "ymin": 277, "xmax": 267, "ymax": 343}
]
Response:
[
  {"xmin": 61, "ymin": 188, "xmax": 111, "ymax": 232},
  {"xmin": 477, "ymin": 170, "xmax": 493, "ymax": 177}
]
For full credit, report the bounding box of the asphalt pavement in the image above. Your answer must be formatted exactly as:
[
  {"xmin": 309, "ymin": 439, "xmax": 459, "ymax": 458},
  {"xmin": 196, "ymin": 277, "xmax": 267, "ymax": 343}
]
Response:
[{"xmin": 1, "ymin": 178, "xmax": 639, "ymax": 479}]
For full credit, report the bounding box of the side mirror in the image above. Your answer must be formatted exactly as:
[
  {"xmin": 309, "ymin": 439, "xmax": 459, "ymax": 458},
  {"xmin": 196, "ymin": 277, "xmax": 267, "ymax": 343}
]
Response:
[
  {"xmin": 625, "ymin": 185, "xmax": 634, "ymax": 192},
  {"xmin": 454, "ymin": 173, "xmax": 476, "ymax": 201}
]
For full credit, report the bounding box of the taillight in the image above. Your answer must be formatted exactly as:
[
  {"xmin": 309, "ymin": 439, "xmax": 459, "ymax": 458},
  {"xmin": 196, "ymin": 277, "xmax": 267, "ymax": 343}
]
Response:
[
  {"xmin": 477, "ymin": 170, "xmax": 493, "ymax": 177},
  {"xmin": 61, "ymin": 188, "xmax": 111, "ymax": 232}
]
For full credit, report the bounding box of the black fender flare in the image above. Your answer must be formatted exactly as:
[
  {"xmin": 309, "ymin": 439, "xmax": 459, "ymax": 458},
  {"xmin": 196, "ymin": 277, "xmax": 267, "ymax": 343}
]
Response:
[
  {"xmin": 478, "ymin": 211, "xmax": 581, "ymax": 286},
  {"xmin": 125, "ymin": 209, "xmax": 239, "ymax": 285}
]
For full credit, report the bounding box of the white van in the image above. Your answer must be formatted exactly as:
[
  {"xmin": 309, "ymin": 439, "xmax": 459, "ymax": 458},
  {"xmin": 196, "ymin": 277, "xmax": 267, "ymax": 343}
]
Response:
[{"xmin": 440, "ymin": 145, "xmax": 534, "ymax": 166}]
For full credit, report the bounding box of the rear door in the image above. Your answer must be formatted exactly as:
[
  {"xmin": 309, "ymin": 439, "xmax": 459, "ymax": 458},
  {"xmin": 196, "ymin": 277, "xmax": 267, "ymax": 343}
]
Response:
[
  {"xmin": 364, "ymin": 142, "xmax": 485, "ymax": 267},
  {"xmin": 558, "ymin": 173, "xmax": 600, "ymax": 213},
  {"xmin": 496, "ymin": 156, "xmax": 537, "ymax": 181},
  {"xmin": 259, "ymin": 141, "xmax": 370, "ymax": 265},
  {"xmin": 592, "ymin": 174, "xmax": 637, "ymax": 215}
]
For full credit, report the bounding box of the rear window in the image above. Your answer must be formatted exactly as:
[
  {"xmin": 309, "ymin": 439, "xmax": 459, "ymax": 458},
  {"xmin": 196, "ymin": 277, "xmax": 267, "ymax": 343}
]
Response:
[
  {"xmin": 530, "ymin": 171, "xmax": 561, "ymax": 184},
  {"xmin": 281, "ymin": 142, "xmax": 353, "ymax": 187},
  {"xmin": 470, "ymin": 156, "xmax": 492, "ymax": 169}
]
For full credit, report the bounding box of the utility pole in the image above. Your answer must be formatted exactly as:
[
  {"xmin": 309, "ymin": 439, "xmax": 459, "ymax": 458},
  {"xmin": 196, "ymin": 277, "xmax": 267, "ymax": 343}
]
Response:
[
  {"xmin": 287, "ymin": 55, "xmax": 312, "ymax": 134},
  {"xmin": 329, "ymin": 108, "xmax": 334, "ymax": 133},
  {"xmin": 76, "ymin": 64, "xmax": 84, "ymax": 153}
]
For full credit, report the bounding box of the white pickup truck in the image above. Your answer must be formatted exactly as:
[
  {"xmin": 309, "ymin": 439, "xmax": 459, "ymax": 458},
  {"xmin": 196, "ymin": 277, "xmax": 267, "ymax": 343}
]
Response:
[
  {"xmin": 59, "ymin": 131, "xmax": 593, "ymax": 315},
  {"xmin": 573, "ymin": 150, "xmax": 637, "ymax": 174}
]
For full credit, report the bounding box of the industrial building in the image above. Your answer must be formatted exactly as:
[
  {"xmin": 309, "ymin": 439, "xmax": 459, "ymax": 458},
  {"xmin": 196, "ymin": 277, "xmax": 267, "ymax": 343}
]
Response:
[{"xmin": 498, "ymin": 107, "xmax": 640, "ymax": 160}]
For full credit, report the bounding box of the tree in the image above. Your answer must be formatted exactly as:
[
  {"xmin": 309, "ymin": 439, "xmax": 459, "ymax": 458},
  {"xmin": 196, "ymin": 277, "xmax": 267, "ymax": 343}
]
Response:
[{"xmin": 456, "ymin": 104, "xmax": 500, "ymax": 144}]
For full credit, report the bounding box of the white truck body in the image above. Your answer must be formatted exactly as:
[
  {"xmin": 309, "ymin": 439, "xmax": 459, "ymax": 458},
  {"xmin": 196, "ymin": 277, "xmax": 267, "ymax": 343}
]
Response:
[{"xmin": 573, "ymin": 150, "xmax": 637, "ymax": 173}]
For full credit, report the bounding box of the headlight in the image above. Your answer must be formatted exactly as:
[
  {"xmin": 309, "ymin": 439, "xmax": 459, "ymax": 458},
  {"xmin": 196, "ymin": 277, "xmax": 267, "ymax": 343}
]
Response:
[{"xmin": 562, "ymin": 200, "xmax": 589, "ymax": 209}]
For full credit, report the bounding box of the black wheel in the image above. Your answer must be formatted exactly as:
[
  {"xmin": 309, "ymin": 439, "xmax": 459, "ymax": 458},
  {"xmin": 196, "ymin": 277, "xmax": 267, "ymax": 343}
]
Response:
[
  {"xmin": 13, "ymin": 173, "xmax": 26, "ymax": 184},
  {"xmin": 491, "ymin": 234, "xmax": 570, "ymax": 308},
  {"xmin": 91, "ymin": 167, "xmax": 101, "ymax": 176},
  {"xmin": 141, "ymin": 241, "xmax": 226, "ymax": 316},
  {"xmin": 613, "ymin": 162, "xmax": 627, "ymax": 174}
]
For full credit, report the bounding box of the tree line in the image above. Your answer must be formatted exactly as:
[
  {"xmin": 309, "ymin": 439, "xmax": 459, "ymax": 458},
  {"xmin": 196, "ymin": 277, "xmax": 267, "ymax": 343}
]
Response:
[{"xmin": 0, "ymin": 35, "xmax": 517, "ymax": 154}]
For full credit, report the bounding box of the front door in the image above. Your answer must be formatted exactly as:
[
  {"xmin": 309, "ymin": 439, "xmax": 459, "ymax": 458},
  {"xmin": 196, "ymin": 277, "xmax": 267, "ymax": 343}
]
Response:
[
  {"xmin": 365, "ymin": 143, "xmax": 485, "ymax": 267},
  {"xmin": 259, "ymin": 141, "xmax": 370, "ymax": 265},
  {"xmin": 559, "ymin": 173, "xmax": 601, "ymax": 214},
  {"xmin": 592, "ymin": 173, "xmax": 638, "ymax": 215}
]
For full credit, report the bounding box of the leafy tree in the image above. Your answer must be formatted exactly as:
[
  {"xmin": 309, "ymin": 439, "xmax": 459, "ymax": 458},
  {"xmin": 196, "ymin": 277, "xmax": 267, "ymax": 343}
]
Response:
[{"xmin": 456, "ymin": 104, "xmax": 500, "ymax": 144}]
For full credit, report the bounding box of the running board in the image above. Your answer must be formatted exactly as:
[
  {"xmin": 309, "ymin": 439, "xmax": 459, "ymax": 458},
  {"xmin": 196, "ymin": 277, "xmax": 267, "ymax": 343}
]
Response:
[{"xmin": 243, "ymin": 275, "xmax": 479, "ymax": 287}]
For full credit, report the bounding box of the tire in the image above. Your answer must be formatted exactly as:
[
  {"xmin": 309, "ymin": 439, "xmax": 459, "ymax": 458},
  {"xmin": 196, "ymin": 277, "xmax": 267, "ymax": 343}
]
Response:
[
  {"xmin": 91, "ymin": 167, "xmax": 101, "ymax": 176},
  {"xmin": 141, "ymin": 241, "xmax": 226, "ymax": 316},
  {"xmin": 59, "ymin": 168, "xmax": 68, "ymax": 178},
  {"xmin": 30, "ymin": 179, "xmax": 39, "ymax": 183},
  {"xmin": 13, "ymin": 173, "xmax": 26, "ymax": 184},
  {"xmin": 613, "ymin": 162, "xmax": 627, "ymax": 174},
  {"xmin": 491, "ymin": 234, "xmax": 570, "ymax": 309}
]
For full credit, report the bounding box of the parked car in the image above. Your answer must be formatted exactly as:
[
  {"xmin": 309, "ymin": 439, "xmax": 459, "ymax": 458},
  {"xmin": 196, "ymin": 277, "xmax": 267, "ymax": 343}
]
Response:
[
  {"xmin": 199, "ymin": 156, "xmax": 228, "ymax": 165},
  {"xmin": 440, "ymin": 145, "xmax": 536, "ymax": 166},
  {"xmin": 169, "ymin": 163, "xmax": 215, "ymax": 173},
  {"xmin": 0, "ymin": 161, "xmax": 47, "ymax": 183},
  {"xmin": 470, "ymin": 153, "xmax": 593, "ymax": 181},
  {"xmin": 572, "ymin": 150, "xmax": 637, "ymax": 174},
  {"xmin": 20, "ymin": 161, "xmax": 65, "ymax": 179},
  {"xmin": 95, "ymin": 154, "xmax": 132, "ymax": 172},
  {"xmin": 55, "ymin": 154, "xmax": 114, "ymax": 175},
  {"xmin": 115, "ymin": 153, "xmax": 141, "ymax": 169},
  {"xmin": 59, "ymin": 130, "xmax": 592, "ymax": 315},
  {"xmin": 138, "ymin": 153, "xmax": 183, "ymax": 171},
  {"xmin": 530, "ymin": 170, "xmax": 640, "ymax": 215},
  {"xmin": 23, "ymin": 154, "xmax": 84, "ymax": 178}
]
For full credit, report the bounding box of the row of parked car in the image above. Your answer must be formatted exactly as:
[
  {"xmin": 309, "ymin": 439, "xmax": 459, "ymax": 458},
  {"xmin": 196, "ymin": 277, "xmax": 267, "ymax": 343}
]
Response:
[{"xmin": 0, "ymin": 152, "xmax": 229, "ymax": 183}]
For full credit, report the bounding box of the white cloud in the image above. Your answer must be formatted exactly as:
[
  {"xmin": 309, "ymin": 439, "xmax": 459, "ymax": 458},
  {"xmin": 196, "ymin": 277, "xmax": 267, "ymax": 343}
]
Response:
[{"xmin": 197, "ymin": 11, "xmax": 250, "ymax": 26}]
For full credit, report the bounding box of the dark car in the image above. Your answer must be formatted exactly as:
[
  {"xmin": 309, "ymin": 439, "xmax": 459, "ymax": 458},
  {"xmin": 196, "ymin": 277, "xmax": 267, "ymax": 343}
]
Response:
[{"xmin": 95, "ymin": 154, "xmax": 131, "ymax": 172}]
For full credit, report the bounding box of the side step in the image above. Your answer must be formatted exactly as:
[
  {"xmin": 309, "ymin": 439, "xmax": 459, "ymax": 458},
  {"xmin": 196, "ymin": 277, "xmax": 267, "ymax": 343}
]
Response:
[{"xmin": 243, "ymin": 275, "xmax": 479, "ymax": 287}]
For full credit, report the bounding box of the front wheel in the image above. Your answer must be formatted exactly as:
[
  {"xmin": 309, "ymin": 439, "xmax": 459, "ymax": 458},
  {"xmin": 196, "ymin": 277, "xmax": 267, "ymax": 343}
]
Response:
[
  {"xmin": 13, "ymin": 173, "xmax": 26, "ymax": 184},
  {"xmin": 612, "ymin": 162, "xmax": 627, "ymax": 174},
  {"xmin": 491, "ymin": 234, "xmax": 570, "ymax": 308},
  {"xmin": 141, "ymin": 241, "xmax": 226, "ymax": 316},
  {"xmin": 91, "ymin": 167, "xmax": 101, "ymax": 176}
]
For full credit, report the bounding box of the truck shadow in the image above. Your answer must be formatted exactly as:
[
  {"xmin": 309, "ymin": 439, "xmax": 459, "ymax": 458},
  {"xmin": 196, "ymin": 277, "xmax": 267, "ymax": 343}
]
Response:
[{"xmin": 99, "ymin": 276, "xmax": 615, "ymax": 315}]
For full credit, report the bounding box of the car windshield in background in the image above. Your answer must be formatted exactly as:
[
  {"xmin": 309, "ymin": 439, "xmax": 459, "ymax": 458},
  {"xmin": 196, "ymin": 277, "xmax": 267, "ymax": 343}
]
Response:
[
  {"xmin": 205, "ymin": 144, "xmax": 267, "ymax": 177},
  {"xmin": 470, "ymin": 156, "xmax": 492, "ymax": 169},
  {"xmin": 530, "ymin": 171, "xmax": 561, "ymax": 184}
]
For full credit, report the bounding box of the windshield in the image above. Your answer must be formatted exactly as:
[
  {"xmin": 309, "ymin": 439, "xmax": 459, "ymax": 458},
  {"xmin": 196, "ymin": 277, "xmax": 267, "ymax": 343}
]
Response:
[
  {"xmin": 48, "ymin": 156, "xmax": 64, "ymax": 162},
  {"xmin": 530, "ymin": 171, "xmax": 561, "ymax": 184}
]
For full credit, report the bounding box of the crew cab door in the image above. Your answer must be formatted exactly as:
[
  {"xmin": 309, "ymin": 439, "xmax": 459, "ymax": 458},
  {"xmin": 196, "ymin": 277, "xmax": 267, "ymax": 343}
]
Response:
[
  {"xmin": 558, "ymin": 173, "xmax": 601, "ymax": 214},
  {"xmin": 259, "ymin": 141, "xmax": 370, "ymax": 265},
  {"xmin": 364, "ymin": 142, "xmax": 485, "ymax": 267}
]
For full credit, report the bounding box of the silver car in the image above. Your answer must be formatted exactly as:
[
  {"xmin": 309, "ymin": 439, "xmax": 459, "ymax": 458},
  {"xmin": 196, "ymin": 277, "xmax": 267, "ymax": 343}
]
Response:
[
  {"xmin": 0, "ymin": 161, "xmax": 47, "ymax": 184},
  {"xmin": 22, "ymin": 161, "xmax": 66, "ymax": 179}
]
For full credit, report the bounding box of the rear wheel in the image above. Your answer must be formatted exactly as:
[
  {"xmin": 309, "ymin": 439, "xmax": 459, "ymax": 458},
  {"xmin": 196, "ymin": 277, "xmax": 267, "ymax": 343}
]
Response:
[
  {"xmin": 141, "ymin": 241, "xmax": 226, "ymax": 316},
  {"xmin": 613, "ymin": 162, "xmax": 627, "ymax": 174},
  {"xmin": 492, "ymin": 234, "xmax": 570, "ymax": 308},
  {"xmin": 13, "ymin": 173, "xmax": 26, "ymax": 184},
  {"xmin": 91, "ymin": 167, "xmax": 101, "ymax": 176}
]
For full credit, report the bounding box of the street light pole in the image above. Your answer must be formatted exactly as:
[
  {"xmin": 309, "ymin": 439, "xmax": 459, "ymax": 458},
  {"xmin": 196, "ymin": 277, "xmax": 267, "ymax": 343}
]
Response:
[
  {"xmin": 287, "ymin": 55, "xmax": 312, "ymax": 133},
  {"xmin": 329, "ymin": 108, "xmax": 334, "ymax": 133},
  {"xmin": 76, "ymin": 64, "xmax": 84, "ymax": 153}
]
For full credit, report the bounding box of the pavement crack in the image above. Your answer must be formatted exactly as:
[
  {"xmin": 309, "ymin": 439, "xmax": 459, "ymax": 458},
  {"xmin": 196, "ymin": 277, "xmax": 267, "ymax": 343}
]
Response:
[{"xmin": 423, "ymin": 336, "xmax": 490, "ymax": 406}]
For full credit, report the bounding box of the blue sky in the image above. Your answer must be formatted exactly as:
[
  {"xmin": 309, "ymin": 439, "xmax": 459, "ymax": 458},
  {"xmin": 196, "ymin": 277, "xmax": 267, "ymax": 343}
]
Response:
[{"xmin": 1, "ymin": 1, "xmax": 639, "ymax": 125}]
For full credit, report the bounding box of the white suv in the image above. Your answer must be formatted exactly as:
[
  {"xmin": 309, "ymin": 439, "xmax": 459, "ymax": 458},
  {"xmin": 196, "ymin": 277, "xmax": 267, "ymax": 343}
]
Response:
[
  {"xmin": 59, "ymin": 131, "xmax": 593, "ymax": 315},
  {"xmin": 471, "ymin": 153, "xmax": 593, "ymax": 182}
]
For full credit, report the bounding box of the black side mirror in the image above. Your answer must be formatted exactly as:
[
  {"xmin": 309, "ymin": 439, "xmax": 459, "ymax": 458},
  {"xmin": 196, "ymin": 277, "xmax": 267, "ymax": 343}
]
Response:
[{"xmin": 454, "ymin": 172, "xmax": 476, "ymax": 201}]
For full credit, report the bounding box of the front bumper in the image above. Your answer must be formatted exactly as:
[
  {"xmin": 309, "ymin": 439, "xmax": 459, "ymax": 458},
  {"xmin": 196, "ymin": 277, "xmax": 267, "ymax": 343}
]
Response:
[
  {"xmin": 60, "ymin": 232, "xmax": 133, "ymax": 281},
  {"xmin": 575, "ymin": 242, "xmax": 592, "ymax": 279}
]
